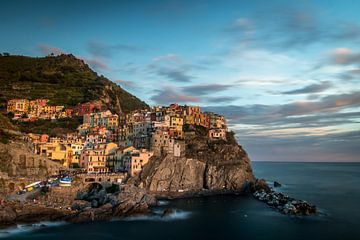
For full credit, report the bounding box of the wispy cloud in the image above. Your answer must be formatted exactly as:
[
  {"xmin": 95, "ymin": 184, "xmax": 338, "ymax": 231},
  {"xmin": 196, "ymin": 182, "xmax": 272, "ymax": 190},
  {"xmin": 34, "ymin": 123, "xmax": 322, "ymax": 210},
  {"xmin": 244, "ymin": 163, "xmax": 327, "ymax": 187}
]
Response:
[
  {"xmin": 84, "ymin": 58, "xmax": 111, "ymax": 71},
  {"xmin": 150, "ymin": 87, "xmax": 200, "ymax": 105},
  {"xmin": 114, "ymin": 79, "xmax": 136, "ymax": 89},
  {"xmin": 329, "ymin": 48, "xmax": 360, "ymax": 66},
  {"xmin": 206, "ymin": 96, "xmax": 238, "ymax": 103},
  {"xmin": 156, "ymin": 68, "xmax": 193, "ymax": 82},
  {"xmin": 204, "ymin": 91, "xmax": 360, "ymax": 125},
  {"xmin": 280, "ymin": 81, "xmax": 332, "ymax": 95},
  {"xmin": 182, "ymin": 84, "xmax": 233, "ymax": 95},
  {"xmin": 148, "ymin": 54, "xmax": 197, "ymax": 82},
  {"xmin": 227, "ymin": 8, "xmax": 360, "ymax": 50}
]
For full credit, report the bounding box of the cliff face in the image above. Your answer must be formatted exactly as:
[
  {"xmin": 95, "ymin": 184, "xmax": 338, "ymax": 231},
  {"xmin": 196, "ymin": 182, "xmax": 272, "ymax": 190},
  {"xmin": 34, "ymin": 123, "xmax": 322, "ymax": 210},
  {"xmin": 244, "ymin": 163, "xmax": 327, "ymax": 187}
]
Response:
[
  {"xmin": 0, "ymin": 141, "xmax": 65, "ymax": 197},
  {"xmin": 0, "ymin": 54, "xmax": 148, "ymax": 113},
  {"xmin": 139, "ymin": 132, "xmax": 255, "ymax": 197}
]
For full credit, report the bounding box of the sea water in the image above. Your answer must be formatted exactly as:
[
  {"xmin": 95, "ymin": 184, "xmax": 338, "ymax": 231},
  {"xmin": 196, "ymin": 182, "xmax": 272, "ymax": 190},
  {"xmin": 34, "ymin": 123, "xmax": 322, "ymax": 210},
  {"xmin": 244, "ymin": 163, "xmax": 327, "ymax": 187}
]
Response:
[{"xmin": 2, "ymin": 162, "xmax": 360, "ymax": 240}]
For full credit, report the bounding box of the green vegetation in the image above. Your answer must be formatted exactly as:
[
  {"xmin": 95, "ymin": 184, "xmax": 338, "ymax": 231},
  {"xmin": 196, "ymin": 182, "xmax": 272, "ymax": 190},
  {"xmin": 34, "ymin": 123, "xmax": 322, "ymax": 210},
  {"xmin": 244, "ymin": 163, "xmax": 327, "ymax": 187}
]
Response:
[
  {"xmin": 16, "ymin": 117, "xmax": 83, "ymax": 136},
  {"xmin": 183, "ymin": 124, "xmax": 208, "ymax": 136},
  {"xmin": 0, "ymin": 54, "xmax": 148, "ymax": 113}
]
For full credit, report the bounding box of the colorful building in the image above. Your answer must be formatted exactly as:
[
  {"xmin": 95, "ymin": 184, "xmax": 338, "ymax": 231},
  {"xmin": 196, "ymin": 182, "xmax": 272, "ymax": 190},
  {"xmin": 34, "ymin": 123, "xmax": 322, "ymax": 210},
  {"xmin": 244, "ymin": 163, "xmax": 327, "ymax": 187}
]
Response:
[{"xmin": 7, "ymin": 99, "xmax": 29, "ymax": 113}]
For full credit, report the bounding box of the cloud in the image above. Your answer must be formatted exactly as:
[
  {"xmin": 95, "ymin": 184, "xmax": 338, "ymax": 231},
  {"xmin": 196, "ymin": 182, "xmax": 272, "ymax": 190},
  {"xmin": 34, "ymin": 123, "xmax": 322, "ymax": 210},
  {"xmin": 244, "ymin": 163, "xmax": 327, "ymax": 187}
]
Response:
[
  {"xmin": 149, "ymin": 54, "xmax": 197, "ymax": 82},
  {"xmin": 329, "ymin": 48, "xmax": 360, "ymax": 66},
  {"xmin": 88, "ymin": 41, "xmax": 143, "ymax": 58},
  {"xmin": 281, "ymin": 81, "xmax": 332, "ymax": 95},
  {"xmin": 204, "ymin": 91, "xmax": 360, "ymax": 125},
  {"xmin": 338, "ymin": 68, "xmax": 360, "ymax": 81},
  {"xmin": 37, "ymin": 44, "xmax": 64, "ymax": 56},
  {"xmin": 227, "ymin": 8, "xmax": 360, "ymax": 51},
  {"xmin": 150, "ymin": 87, "xmax": 200, "ymax": 105},
  {"xmin": 114, "ymin": 79, "xmax": 136, "ymax": 89},
  {"xmin": 182, "ymin": 84, "xmax": 232, "ymax": 96},
  {"xmin": 206, "ymin": 96, "xmax": 238, "ymax": 103},
  {"xmin": 84, "ymin": 58, "xmax": 111, "ymax": 71},
  {"xmin": 203, "ymin": 91, "xmax": 360, "ymax": 161},
  {"xmin": 236, "ymin": 130, "xmax": 360, "ymax": 162},
  {"xmin": 156, "ymin": 68, "xmax": 193, "ymax": 82}
]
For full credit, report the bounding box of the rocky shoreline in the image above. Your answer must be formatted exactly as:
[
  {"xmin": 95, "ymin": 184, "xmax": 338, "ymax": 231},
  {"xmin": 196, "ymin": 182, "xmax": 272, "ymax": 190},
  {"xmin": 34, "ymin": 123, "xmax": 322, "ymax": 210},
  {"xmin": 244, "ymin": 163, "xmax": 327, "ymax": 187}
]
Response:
[
  {"xmin": 0, "ymin": 179, "xmax": 318, "ymax": 229},
  {"xmin": 0, "ymin": 183, "xmax": 157, "ymax": 228}
]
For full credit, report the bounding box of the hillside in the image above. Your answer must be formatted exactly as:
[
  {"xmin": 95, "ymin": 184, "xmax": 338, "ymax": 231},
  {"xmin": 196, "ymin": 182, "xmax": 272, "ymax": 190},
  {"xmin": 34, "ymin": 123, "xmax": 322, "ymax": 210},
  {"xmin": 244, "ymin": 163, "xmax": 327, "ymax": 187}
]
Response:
[{"xmin": 0, "ymin": 54, "xmax": 148, "ymax": 113}]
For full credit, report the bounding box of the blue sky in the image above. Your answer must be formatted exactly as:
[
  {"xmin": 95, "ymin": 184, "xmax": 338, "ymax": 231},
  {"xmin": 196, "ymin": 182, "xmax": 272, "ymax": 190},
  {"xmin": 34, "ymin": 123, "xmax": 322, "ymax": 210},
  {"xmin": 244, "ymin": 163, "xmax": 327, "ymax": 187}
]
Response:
[{"xmin": 1, "ymin": 0, "xmax": 359, "ymax": 162}]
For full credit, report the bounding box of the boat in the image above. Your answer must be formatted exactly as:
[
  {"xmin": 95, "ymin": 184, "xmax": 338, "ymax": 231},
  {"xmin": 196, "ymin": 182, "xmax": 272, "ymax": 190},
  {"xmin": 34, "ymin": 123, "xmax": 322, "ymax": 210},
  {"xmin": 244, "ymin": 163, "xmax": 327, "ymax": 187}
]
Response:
[
  {"xmin": 24, "ymin": 181, "xmax": 42, "ymax": 192},
  {"xmin": 59, "ymin": 176, "xmax": 72, "ymax": 187}
]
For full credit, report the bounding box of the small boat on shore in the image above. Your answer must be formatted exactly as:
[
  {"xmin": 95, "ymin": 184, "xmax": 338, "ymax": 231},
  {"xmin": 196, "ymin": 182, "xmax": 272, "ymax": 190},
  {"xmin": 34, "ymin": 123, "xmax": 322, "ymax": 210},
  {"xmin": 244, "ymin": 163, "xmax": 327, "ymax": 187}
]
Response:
[{"xmin": 59, "ymin": 176, "xmax": 72, "ymax": 187}]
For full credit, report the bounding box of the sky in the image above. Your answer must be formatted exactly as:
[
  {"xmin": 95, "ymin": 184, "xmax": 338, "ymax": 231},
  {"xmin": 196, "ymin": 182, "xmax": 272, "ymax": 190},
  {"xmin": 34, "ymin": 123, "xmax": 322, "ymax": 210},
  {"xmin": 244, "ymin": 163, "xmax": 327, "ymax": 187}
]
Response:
[{"xmin": 1, "ymin": 0, "xmax": 359, "ymax": 162}]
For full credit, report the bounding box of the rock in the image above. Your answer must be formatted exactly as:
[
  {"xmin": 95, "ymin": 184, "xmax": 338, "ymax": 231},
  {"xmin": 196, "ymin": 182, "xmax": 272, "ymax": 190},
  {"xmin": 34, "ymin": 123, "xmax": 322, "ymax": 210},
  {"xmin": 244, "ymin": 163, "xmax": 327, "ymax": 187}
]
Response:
[
  {"xmin": 0, "ymin": 206, "xmax": 17, "ymax": 226},
  {"xmin": 113, "ymin": 185, "xmax": 157, "ymax": 217},
  {"xmin": 161, "ymin": 208, "xmax": 174, "ymax": 218},
  {"xmin": 15, "ymin": 204, "xmax": 72, "ymax": 223},
  {"xmin": 76, "ymin": 183, "xmax": 114, "ymax": 208},
  {"xmin": 139, "ymin": 132, "xmax": 255, "ymax": 196},
  {"xmin": 274, "ymin": 181, "xmax": 282, "ymax": 188},
  {"xmin": 253, "ymin": 179, "xmax": 271, "ymax": 193},
  {"xmin": 91, "ymin": 199, "xmax": 99, "ymax": 208},
  {"xmin": 71, "ymin": 200, "xmax": 91, "ymax": 211},
  {"xmin": 252, "ymin": 181, "xmax": 317, "ymax": 216}
]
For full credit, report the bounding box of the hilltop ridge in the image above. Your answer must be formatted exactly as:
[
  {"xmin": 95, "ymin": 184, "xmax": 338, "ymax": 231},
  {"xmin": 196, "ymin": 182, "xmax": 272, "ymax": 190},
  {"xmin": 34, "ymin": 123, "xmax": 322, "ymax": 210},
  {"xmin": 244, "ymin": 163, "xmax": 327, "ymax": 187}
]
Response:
[{"xmin": 0, "ymin": 54, "xmax": 148, "ymax": 113}]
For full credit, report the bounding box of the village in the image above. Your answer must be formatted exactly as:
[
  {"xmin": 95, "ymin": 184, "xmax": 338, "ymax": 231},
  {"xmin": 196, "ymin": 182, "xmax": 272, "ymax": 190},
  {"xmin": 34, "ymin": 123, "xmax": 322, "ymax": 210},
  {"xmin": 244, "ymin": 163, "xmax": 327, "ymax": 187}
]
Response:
[{"xmin": 6, "ymin": 99, "xmax": 229, "ymax": 181}]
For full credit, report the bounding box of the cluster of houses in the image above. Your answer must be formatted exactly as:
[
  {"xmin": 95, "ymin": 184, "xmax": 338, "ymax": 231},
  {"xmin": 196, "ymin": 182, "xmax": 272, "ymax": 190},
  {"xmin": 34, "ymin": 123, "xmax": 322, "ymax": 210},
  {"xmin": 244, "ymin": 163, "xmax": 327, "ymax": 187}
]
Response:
[
  {"xmin": 6, "ymin": 99, "xmax": 103, "ymax": 121},
  {"xmin": 8, "ymin": 100, "xmax": 228, "ymax": 176}
]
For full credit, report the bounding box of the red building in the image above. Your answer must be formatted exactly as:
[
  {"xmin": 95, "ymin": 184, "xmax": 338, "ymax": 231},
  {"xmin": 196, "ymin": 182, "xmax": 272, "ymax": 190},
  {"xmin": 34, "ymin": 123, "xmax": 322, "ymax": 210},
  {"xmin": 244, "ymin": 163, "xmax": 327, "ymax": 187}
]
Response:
[{"xmin": 73, "ymin": 102, "xmax": 102, "ymax": 116}]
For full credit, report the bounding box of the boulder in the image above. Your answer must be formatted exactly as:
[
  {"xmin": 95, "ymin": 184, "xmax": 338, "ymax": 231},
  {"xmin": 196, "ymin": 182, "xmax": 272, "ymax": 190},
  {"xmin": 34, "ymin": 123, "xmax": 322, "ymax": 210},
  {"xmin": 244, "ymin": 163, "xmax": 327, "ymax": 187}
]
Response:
[
  {"xmin": 274, "ymin": 181, "xmax": 282, "ymax": 188},
  {"xmin": 253, "ymin": 179, "xmax": 271, "ymax": 193},
  {"xmin": 113, "ymin": 185, "xmax": 157, "ymax": 217},
  {"xmin": 0, "ymin": 206, "xmax": 16, "ymax": 226},
  {"xmin": 71, "ymin": 200, "xmax": 91, "ymax": 211}
]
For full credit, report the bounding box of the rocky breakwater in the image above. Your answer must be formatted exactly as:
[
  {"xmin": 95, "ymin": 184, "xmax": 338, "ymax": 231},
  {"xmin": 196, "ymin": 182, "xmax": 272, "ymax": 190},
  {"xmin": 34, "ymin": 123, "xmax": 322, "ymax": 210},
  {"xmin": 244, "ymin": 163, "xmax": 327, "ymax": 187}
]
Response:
[
  {"xmin": 138, "ymin": 131, "xmax": 255, "ymax": 198},
  {"xmin": 253, "ymin": 179, "xmax": 317, "ymax": 216}
]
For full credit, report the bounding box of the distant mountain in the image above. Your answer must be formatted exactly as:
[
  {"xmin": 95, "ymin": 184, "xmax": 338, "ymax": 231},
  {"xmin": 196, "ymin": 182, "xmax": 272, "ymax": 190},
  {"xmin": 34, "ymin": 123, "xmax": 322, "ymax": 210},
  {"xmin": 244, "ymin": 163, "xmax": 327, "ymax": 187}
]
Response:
[{"xmin": 0, "ymin": 54, "xmax": 149, "ymax": 113}]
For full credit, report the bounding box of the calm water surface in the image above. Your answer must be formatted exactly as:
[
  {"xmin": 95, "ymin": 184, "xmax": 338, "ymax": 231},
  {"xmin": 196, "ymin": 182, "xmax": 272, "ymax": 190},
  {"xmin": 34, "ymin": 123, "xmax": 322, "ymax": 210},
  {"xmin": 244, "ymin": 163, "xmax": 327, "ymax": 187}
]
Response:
[{"xmin": 2, "ymin": 162, "xmax": 360, "ymax": 240}]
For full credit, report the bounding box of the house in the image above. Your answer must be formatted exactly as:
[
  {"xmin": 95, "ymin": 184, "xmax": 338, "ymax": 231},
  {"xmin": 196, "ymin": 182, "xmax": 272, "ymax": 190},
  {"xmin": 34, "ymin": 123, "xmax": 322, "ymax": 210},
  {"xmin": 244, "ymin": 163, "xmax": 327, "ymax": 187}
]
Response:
[
  {"xmin": 7, "ymin": 99, "xmax": 29, "ymax": 113},
  {"xmin": 107, "ymin": 146, "xmax": 135, "ymax": 172},
  {"xmin": 73, "ymin": 102, "xmax": 102, "ymax": 116},
  {"xmin": 185, "ymin": 105, "xmax": 201, "ymax": 116},
  {"xmin": 209, "ymin": 128, "xmax": 227, "ymax": 140},
  {"xmin": 129, "ymin": 149, "xmax": 153, "ymax": 176},
  {"xmin": 80, "ymin": 142, "xmax": 118, "ymax": 173}
]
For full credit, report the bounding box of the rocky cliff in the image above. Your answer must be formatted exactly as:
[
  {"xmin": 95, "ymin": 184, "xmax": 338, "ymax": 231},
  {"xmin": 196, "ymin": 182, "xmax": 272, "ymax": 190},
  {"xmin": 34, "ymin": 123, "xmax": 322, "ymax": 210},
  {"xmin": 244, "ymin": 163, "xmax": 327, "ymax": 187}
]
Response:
[
  {"xmin": 0, "ymin": 141, "xmax": 65, "ymax": 197},
  {"xmin": 138, "ymin": 131, "xmax": 255, "ymax": 198}
]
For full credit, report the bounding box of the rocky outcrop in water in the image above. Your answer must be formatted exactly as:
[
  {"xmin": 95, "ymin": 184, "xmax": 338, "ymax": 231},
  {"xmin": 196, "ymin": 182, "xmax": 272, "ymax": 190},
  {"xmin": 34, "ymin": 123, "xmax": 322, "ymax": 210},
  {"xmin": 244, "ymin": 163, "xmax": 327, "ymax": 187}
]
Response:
[
  {"xmin": 252, "ymin": 179, "xmax": 317, "ymax": 216},
  {"xmin": 139, "ymin": 132, "xmax": 255, "ymax": 198}
]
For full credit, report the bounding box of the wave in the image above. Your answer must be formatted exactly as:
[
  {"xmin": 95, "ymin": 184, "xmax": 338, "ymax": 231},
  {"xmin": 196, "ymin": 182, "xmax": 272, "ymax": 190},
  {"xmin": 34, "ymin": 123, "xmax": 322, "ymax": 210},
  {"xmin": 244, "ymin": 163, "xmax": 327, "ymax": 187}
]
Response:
[
  {"xmin": 157, "ymin": 200, "xmax": 170, "ymax": 206},
  {"xmin": 122, "ymin": 209, "xmax": 192, "ymax": 222},
  {"xmin": 0, "ymin": 221, "xmax": 67, "ymax": 239}
]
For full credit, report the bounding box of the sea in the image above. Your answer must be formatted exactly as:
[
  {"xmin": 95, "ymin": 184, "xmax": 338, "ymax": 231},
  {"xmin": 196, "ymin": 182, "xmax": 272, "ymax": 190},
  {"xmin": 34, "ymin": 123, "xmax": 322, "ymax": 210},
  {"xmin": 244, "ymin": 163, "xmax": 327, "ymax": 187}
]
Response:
[{"xmin": 1, "ymin": 162, "xmax": 360, "ymax": 240}]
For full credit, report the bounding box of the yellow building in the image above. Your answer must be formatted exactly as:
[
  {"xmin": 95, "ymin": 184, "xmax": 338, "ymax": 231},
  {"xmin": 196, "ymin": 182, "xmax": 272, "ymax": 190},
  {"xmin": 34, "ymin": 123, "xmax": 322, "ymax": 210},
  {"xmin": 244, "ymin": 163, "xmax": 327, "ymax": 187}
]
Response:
[
  {"xmin": 170, "ymin": 116, "xmax": 184, "ymax": 128},
  {"xmin": 184, "ymin": 115, "xmax": 195, "ymax": 125},
  {"xmin": 108, "ymin": 114, "xmax": 119, "ymax": 128},
  {"xmin": 7, "ymin": 99, "xmax": 29, "ymax": 113}
]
